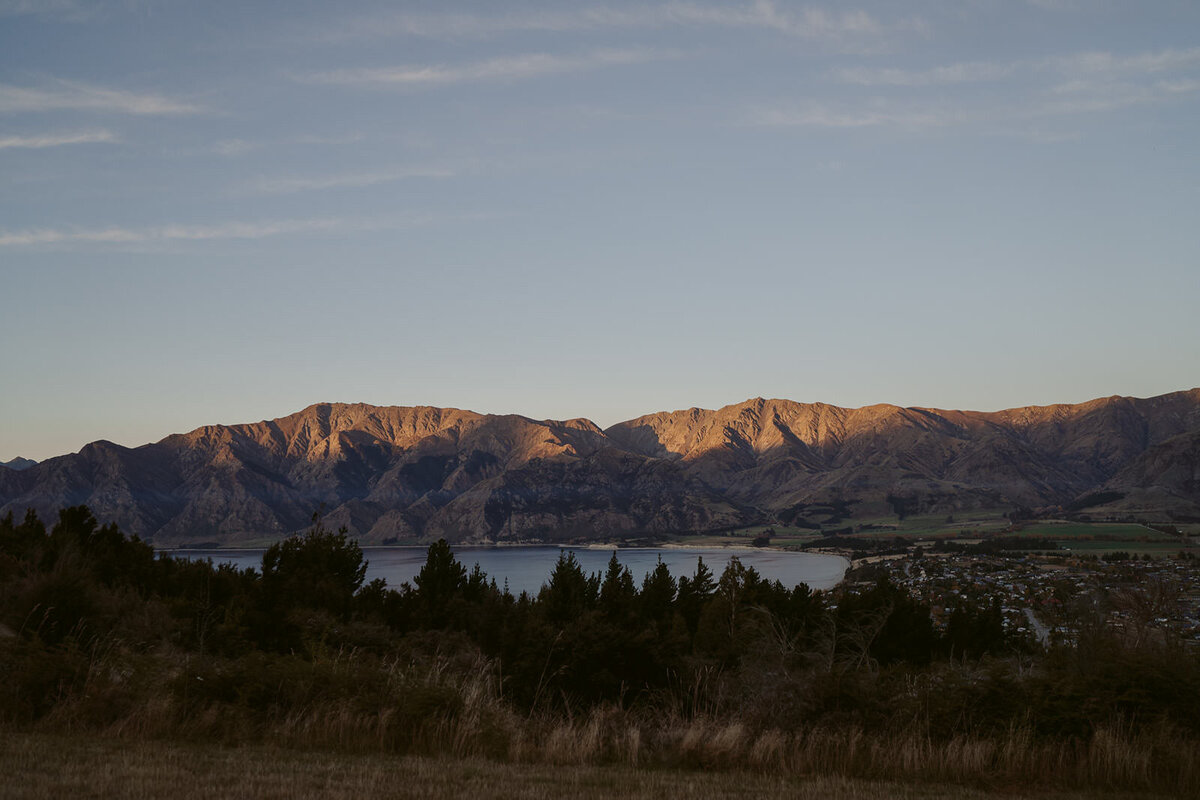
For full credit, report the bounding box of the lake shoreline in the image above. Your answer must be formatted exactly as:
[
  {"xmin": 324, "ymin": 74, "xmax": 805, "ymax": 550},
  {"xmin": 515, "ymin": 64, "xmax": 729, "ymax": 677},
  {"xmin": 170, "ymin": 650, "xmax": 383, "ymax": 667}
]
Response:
[
  {"xmin": 161, "ymin": 542, "xmax": 850, "ymax": 593},
  {"xmin": 159, "ymin": 539, "xmax": 816, "ymax": 555}
]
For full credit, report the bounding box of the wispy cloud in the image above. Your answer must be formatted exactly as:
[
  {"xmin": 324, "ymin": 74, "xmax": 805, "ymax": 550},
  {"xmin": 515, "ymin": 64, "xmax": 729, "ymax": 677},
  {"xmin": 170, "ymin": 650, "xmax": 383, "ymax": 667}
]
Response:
[
  {"xmin": 0, "ymin": 80, "xmax": 203, "ymax": 115},
  {"xmin": 211, "ymin": 138, "xmax": 256, "ymax": 156},
  {"xmin": 753, "ymin": 72, "xmax": 1200, "ymax": 130},
  {"xmin": 1046, "ymin": 77, "xmax": 1200, "ymax": 114},
  {"xmin": 0, "ymin": 129, "xmax": 116, "ymax": 148},
  {"xmin": 748, "ymin": 103, "xmax": 967, "ymax": 130},
  {"xmin": 1052, "ymin": 47, "xmax": 1200, "ymax": 77},
  {"xmin": 1043, "ymin": 47, "xmax": 1200, "ymax": 110},
  {"xmin": 291, "ymin": 132, "xmax": 366, "ymax": 146},
  {"xmin": 250, "ymin": 165, "xmax": 454, "ymax": 194},
  {"xmin": 0, "ymin": 0, "xmax": 95, "ymax": 21},
  {"xmin": 786, "ymin": 45, "xmax": 1200, "ymax": 133},
  {"xmin": 315, "ymin": 2, "xmax": 919, "ymax": 49},
  {"xmin": 0, "ymin": 1, "xmax": 175, "ymax": 23},
  {"xmin": 832, "ymin": 46, "xmax": 1200, "ymax": 89},
  {"xmin": 0, "ymin": 215, "xmax": 410, "ymax": 247},
  {"xmin": 197, "ymin": 133, "xmax": 372, "ymax": 157},
  {"xmin": 1024, "ymin": 0, "xmax": 1085, "ymax": 9},
  {"xmin": 833, "ymin": 61, "xmax": 1018, "ymax": 87},
  {"xmin": 300, "ymin": 48, "xmax": 677, "ymax": 88}
]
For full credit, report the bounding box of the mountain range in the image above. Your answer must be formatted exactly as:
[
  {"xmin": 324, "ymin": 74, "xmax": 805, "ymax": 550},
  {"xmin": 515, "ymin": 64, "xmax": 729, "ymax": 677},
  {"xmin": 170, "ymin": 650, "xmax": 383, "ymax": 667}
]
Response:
[{"xmin": 2, "ymin": 390, "xmax": 1198, "ymax": 546}]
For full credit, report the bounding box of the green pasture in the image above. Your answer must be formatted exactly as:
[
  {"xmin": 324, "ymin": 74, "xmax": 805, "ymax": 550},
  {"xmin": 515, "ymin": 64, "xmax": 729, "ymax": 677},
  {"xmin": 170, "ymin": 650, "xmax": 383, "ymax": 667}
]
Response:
[
  {"xmin": 1017, "ymin": 522, "xmax": 1177, "ymax": 541},
  {"xmin": 677, "ymin": 526, "xmax": 821, "ymax": 548},
  {"xmin": 848, "ymin": 511, "xmax": 1012, "ymax": 539},
  {"xmin": 852, "ymin": 520, "xmax": 1186, "ymax": 544},
  {"xmin": 1054, "ymin": 540, "xmax": 1193, "ymax": 557}
]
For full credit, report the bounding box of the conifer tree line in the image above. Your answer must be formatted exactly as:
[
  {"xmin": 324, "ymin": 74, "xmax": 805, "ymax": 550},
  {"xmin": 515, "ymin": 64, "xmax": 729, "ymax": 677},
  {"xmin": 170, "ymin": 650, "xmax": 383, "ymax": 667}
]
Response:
[{"xmin": 2, "ymin": 506, "xmax": 1199, "ymax": 760}]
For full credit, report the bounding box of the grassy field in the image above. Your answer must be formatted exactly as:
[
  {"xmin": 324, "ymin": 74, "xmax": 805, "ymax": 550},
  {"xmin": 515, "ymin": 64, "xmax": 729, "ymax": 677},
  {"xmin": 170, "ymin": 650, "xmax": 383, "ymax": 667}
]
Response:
[
  {"xmin": 670, "ymin": 526, "xmax": 821, "ymax": 548},
  {"xmin": 848, "ymin": 512, "xmax": 1013, "ymax": 539},
  {"xmin": 1054, "ymin": 540, "xmax": 1191, "ymax": 556},
  {"xmin": 676, "ymin": 518, "xmax": 1196, "ymax": 553},
  {"xmin": 837, "ymin": 519, "xmax": 1192, "ymax": 547},
  {"xmin": 0, "ymin": 732, "xmax": 1179, "ymax": 800},
  {"xmin": 1014, "ymin": 523, "xmax": 1176, "ymax": 541},
  {"xmin": 667, "ymin": 518, "xmax": 1200, "ymax": 561}
]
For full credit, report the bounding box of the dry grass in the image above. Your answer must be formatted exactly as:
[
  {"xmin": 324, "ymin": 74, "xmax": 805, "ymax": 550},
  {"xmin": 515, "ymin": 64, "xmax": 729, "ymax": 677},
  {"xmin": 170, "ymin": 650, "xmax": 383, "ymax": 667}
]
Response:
[
  {"xmin": 0, "ymin": 732, "xmax": 1177, "ymax": 800},
  {"xmin": 10, "ymin": 639, "xmax": 1197, "ymax": 795}
]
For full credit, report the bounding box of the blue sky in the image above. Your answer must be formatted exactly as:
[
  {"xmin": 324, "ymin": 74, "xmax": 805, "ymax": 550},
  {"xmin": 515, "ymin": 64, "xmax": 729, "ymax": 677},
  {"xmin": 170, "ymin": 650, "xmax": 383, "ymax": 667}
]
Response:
[{"xmin": 2, "ymin": 1, "xmax": 1198, "ymax": 461}]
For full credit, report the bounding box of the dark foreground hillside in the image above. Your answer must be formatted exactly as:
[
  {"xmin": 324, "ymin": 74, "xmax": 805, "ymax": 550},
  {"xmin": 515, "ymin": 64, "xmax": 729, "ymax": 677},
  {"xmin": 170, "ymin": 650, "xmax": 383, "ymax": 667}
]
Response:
[{"xmin": 2, "ymin": 507, "xmax": 1199, "ymax": 794}]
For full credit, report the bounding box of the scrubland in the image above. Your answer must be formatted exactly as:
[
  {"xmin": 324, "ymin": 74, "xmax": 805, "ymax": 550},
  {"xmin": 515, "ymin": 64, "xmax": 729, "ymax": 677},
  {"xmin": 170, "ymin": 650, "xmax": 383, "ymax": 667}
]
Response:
[{"xmin": 2, "ymin": 507, "xmax": 1199, "ymax": 797}]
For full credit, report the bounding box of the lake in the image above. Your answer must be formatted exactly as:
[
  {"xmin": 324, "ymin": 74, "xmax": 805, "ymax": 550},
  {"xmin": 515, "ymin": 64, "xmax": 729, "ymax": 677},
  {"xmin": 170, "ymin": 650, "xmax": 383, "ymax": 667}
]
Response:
[{"xmin": 162, "ymin": 545, "xmax": 848, "ymax": 595}]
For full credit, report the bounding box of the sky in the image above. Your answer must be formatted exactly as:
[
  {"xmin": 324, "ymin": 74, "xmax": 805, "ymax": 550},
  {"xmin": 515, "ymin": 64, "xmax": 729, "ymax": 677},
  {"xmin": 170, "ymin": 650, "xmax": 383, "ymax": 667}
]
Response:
[{"xmin": 2, "ymin": 0, "xmax": 1198, "ymax": 462}]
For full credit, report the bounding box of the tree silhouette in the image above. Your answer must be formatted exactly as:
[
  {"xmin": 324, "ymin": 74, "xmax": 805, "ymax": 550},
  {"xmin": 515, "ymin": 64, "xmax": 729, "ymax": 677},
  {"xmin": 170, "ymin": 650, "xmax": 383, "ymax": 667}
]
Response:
[
  {"xmin": 413, "ymin": 538, "xmax": 468, "ymax": 626},
  {"xmin": 676, "ymin": 556, "xmax": 715, "ymax": 638},
  {"xmin": 540, "ymin": 550, "xmax": 598, "ymax": 625},
  {"xmin": 599, "ymin": 551, "xmax": 637, "ymax": 620},
  {"xmin": 641, "ymin": 555, "xmax": 677, "ymax": 627},
  {"xmin": 261, "ymin": 519, "xmax": 366, "ymax": 620}
]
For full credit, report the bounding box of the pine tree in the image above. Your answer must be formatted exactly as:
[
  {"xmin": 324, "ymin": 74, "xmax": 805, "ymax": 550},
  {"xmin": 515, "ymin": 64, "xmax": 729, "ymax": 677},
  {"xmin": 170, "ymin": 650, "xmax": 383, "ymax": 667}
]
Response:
[
  {"xmin": 541, "ymin": 550, "xmax": 598, "ymax": 624},
  {"xmin": 413, "ymin": 538, "xmax": 467, "ymax": 626},
  {"xmin": 599, "ymin": 551, "xmax": 637, "ymax": 620},
  {"xmin": 641, "ymin": 555, "xmax": 677, "ymax": 626}
]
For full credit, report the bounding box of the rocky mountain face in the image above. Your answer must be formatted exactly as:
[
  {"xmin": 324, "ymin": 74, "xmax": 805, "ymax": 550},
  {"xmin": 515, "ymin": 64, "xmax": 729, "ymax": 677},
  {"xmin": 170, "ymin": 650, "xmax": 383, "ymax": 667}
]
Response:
[
  {"xmin": 0, "ymin": 457, "xmax": 36, "ymax": 471},
  {"xmin": 2, "ymin": 390, "xmax": 1198, "ymax": 545},
  {"xmin": 1089, "ymin": 428, "xmax": 1200, "ymax": 519}
]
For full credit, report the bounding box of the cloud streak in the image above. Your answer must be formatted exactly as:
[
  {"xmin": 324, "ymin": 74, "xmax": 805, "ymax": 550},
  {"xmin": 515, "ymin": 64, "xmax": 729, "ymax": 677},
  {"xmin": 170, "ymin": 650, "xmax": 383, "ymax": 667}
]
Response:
[
  {"xmin": 0, "ymin": 129, "xmax": 117, "ymax": 148},
  {"xmin": 748, "ymin": 103, "xmax": 967, "ymax": 130},
  {"xmin": 314, "ymin": 2, "xmax": 918, "ymax": 49},
  {"xmin": 1053, "ymin": 47, "xmax": 1200, "ymax": 77},
  {"xmin": 833, "ymin": 61, "xmax": 1018, "ymax": 87},
  {"xmin": 1043, "ymin": 47, "xmax": 1200, "ymax": 110},
  {"xmin": 0, "ymin": 216, "xmax": 413, "ymax": 247},
  {"xmin": 301, "ymin": 48, "xmax": 677, "ymax": 88},
  {"xmin": 250, "ymin": 165, "xmax": 455, "ymax": 194},
  {"xmin": 831, "ymin": 46, "xmax": 1200, "ymax": 88},
  {"xmin": 0, "ymin": 0, "xmax": 94, "ymax": 21},
  {"xmin": 761, "ymin": 45, "xmax": 1200, "ymax": 132},
  {"xmin": 0, "ymin": 80, "xmax": 203, "ymax": 115}
]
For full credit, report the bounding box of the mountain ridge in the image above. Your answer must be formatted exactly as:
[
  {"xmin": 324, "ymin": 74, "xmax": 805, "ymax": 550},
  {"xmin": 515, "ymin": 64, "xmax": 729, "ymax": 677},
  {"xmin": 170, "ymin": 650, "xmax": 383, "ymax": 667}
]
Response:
[{"xmin": 3, "ymin": 390, "xmax": 1199, "ymax": 545}]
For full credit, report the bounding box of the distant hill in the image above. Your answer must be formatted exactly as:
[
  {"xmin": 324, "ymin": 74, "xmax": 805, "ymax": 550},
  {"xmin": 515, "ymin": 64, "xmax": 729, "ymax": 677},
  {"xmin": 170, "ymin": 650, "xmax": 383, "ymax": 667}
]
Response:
[
  {"xmin": 0, "ymin": 457, "xmax": 36, "ymax": 472},
  {"xmin": 2, "ymin": 390, "xmax": 1198, "ymax": 545}
]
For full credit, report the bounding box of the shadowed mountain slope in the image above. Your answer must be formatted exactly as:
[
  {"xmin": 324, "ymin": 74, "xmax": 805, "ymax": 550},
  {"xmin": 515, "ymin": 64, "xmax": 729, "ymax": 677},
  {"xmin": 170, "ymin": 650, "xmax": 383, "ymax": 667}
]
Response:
[
  {"xmin": 3, "ymin": 390, "xmax": 1199, "ymax": 544},
  {"xmin": 1086, "ymin": 428, "xmax": 1200, "ymax": 520},
  {"xmin": 606, "ymin": 391, "xmax": 1200, "ymax": 513}
]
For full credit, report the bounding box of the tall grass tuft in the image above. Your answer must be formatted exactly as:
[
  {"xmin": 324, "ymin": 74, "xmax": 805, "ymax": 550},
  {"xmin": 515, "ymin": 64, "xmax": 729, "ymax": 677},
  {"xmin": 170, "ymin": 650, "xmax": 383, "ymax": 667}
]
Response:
[{"xmin": 6, "ymin": 634, "xmax": 1200, "ymax": 794}]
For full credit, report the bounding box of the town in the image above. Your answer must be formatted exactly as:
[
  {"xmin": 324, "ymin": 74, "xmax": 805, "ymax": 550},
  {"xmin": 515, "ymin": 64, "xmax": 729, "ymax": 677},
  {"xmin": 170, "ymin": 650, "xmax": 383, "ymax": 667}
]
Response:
[{"xmin": 837, "ymin": 543, "xmax": 1200, "ymax": 648}]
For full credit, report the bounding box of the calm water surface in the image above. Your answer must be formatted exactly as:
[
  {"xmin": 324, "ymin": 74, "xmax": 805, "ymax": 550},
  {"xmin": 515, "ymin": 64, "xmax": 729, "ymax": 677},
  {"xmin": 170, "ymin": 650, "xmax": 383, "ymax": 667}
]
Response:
[{"xmin": 163, "ymin": 545, "xmax": 848, "ymax": 594}]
